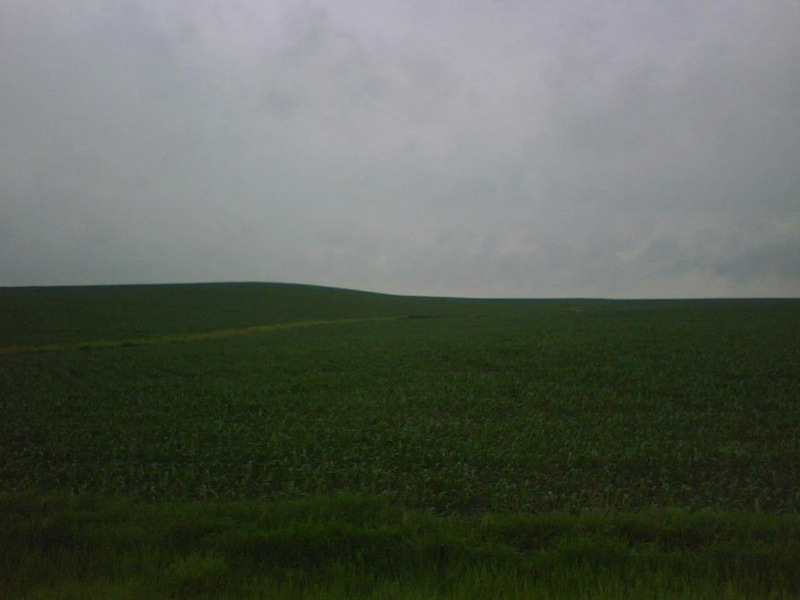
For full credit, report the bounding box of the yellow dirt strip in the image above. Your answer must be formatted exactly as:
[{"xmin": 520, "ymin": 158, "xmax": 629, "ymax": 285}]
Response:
[{"xmin": 0, "ymin": 317, "xmax": 395, "ymax": 354}]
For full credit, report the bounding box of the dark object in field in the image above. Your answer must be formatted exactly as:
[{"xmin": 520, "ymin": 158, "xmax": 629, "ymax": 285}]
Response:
[{"xmin": 402, "ymin": 315, "xmax": 441, "ymax": 320}]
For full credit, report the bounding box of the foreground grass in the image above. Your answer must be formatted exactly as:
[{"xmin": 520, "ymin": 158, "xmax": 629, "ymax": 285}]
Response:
[{"xmin": 2, "ymin": 493, "xmax": 799, "ymax": 599}]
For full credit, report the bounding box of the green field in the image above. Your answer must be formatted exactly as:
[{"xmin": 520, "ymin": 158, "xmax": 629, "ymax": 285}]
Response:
[{"xmin": 2, "ymin": 283, "xmax": 799, "ymax": 598}]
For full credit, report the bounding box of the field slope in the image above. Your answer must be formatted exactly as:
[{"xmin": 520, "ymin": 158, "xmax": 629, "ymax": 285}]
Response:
[{"xmin": 1, "ymin": 283, "xmax": 799, "ymax": 598}]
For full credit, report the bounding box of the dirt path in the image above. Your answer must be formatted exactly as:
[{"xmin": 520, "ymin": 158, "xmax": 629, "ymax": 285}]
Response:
[{"xmin": 0, "ymin": 317, "xmax": 393, "ymax": 354}]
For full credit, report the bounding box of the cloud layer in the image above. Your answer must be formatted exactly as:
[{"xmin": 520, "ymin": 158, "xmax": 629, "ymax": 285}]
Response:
[{"xmin": 2, "ymin": 1, "xmax": 799, "ymax": 297}]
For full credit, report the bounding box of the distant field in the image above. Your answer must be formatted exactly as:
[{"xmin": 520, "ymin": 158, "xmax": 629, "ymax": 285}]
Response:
[
  {"xmin": 2, "ymin": 283, "xmax": 799, "ymax": 598},
  {"xmin": 2, "ymin": 283, "xmax": 798, "ymax": 512}
]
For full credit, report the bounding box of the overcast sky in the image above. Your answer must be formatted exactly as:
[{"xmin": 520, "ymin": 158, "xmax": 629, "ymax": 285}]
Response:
[{"xmin": 2, "ymin": 1, "xmax": 799, "ymax": 297}]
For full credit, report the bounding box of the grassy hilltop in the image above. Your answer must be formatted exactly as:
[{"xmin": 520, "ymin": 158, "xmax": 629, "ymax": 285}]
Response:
[{"xmin": 1, "ymin": 283, "xmax": 799, "ymax": 598}]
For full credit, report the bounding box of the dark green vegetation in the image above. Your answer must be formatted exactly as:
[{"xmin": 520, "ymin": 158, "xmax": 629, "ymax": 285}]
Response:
[
  {"xmin": 1, "ymin": 283, "xmax": 799, "ymax": 598},
  {"xmin": 3, "ymin": 493, "xmax": 799, "ymax": 599}
]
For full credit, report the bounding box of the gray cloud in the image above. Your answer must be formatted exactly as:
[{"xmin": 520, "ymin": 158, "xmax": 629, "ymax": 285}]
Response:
[{"xmin": 1, "ymin": 0, "xmax": 798, "ymax": 297}]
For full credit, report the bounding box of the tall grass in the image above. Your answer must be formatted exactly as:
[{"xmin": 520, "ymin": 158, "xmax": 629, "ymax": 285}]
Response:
[{"xmin": 2, "ymin": 493, "xmax": 798, "ymax": 599}]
